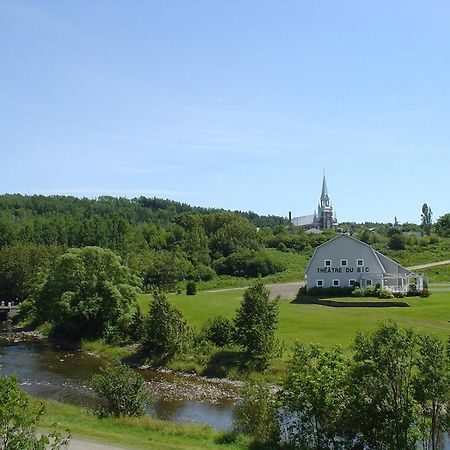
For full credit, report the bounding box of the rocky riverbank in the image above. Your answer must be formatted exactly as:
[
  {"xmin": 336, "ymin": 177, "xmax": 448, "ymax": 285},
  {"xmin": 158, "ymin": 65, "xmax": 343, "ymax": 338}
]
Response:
[
  {"xmin": 138, "ymin": 366, "xmax": 243, "ymax": 403},
  {"xmin": 0, "ymin": 326, "xmax": 46, "ymax": 345}
]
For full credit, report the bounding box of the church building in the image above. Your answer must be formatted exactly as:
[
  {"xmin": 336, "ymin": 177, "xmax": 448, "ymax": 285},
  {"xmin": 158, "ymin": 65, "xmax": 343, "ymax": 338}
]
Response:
[{"xmin": 291, "ymin": 174, "xmax": 337, "ymax": 230}]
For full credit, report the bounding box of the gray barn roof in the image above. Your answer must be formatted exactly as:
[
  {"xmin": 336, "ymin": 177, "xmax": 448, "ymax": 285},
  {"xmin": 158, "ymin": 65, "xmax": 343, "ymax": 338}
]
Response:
[{"xmin": 305, "ymin": 234, "xmax": 413, "ymax": 276}]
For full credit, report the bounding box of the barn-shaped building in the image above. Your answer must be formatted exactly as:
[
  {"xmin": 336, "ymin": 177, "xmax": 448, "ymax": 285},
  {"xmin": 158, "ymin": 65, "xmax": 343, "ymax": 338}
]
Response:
[{"xmin": 305, "ymin": 234, "xmax": 426, "ymax": 293}]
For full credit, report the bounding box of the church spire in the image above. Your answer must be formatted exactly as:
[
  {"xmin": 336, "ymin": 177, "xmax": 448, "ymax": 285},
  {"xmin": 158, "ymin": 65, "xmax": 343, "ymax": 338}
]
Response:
[
  {"xmin": 320, "ymin": 172, "xmax": 330, "ymax": 207},
  {"xmin": 321, "ymin": 172, "xmax": 328, "ymax": 200}
]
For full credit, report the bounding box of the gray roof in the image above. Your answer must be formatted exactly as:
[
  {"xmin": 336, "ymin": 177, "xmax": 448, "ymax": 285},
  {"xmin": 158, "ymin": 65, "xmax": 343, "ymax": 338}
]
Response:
[
  {"xmin": 305, "ymin": 234, "xmax": 413, "ymax": 275},
  {"xmin": 291, "ymin": 214, "xmax": 315, "ymax": 226}
]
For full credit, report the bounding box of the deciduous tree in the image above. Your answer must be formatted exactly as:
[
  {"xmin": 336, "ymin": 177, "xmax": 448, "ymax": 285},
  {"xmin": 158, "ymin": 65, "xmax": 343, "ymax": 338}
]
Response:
[
  {"xmin": 0, "ymin": 375, "xmax": 70, "ymax": 449},
  {"xmin": 35, "ymin": 246, "xmax": 140, "ymax": 340},
  {"xmin": 421, "ymin": 203, "xmax": 433, "ymax": 235}
]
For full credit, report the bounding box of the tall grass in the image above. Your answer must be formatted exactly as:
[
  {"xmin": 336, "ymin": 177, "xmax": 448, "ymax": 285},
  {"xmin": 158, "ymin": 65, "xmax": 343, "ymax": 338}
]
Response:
[{"xmin": 37, "ymin": 398, "xmax": 248, "ymax": 450}]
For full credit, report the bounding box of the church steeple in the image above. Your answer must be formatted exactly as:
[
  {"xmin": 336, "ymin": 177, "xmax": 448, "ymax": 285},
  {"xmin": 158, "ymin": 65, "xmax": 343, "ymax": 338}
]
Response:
[{"xmin": 320, "ymin": 173, "xmax": 330, "ymax": 207}]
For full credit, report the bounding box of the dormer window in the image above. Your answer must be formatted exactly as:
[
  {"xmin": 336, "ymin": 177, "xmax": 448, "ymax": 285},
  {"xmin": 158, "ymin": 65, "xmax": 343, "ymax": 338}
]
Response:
[
  {"xmin": 357, "ymin": 259, "xmax": 364, "ymax": 266},
  {"xmin": 340, "ymin": 259, "xmax": 348, "ymax": 267},
  {"xmin": 324, "ymin": 259, "xmax": 332, "ymax": 267}
]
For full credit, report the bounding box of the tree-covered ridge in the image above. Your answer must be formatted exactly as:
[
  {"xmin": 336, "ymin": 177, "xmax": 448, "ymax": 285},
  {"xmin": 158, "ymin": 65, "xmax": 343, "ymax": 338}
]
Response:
[{"xmin": 0, "ymin": 194, "xmax": 288, "ymax": 227}]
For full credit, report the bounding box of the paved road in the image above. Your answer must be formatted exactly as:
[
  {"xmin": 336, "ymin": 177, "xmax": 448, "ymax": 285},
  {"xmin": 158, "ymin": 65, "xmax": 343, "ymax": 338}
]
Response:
[
  {"xmin": 265, "ymin": 281, "xmax": 304, "ymax": 299},
  {"xmin": 207, "ymin": 281, "xmax": 304, "ymax": 300},
  {"xmin": 407, "ymin": 260, "xmax": 450, "ymax": 270}
]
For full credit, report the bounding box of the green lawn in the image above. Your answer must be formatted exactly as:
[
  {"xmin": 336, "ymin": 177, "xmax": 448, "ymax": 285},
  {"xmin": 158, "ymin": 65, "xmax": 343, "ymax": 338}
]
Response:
[{"xmin": 139, "ymin": 289, "xmax": 450, "ymax": 354}]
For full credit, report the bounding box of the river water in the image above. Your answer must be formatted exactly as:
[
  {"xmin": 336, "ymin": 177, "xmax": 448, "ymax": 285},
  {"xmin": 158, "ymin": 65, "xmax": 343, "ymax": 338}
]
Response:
[{"xmin": 0, "ymin": 326, "xmax": 237, "ymax": 430}]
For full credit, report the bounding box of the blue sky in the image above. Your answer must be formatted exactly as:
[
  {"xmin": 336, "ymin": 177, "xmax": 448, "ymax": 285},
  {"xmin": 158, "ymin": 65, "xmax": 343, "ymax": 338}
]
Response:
[{"xmin": 1, "ymin": 1, "xmax": 449, "ymax": 224}]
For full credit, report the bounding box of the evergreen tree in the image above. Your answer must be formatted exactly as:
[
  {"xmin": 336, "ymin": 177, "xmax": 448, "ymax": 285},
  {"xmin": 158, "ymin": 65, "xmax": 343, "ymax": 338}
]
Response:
[
  {"xmin": 234, "ymin": 281, "xmax": 278, "ymax": 370},
  {"xmin": 142, "ymin": 290, "xmax": 191, "ymax": 362}
]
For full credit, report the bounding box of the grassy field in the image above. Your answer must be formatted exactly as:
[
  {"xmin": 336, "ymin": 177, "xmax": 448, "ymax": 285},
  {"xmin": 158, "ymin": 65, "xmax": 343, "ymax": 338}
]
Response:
[
  {"xmin": 138, "ymin": 288, "xmax": 450, "ymax": 354},
  {"xmin": 37, "ymin": 399, "xmax": 248, "ymax": 450}
]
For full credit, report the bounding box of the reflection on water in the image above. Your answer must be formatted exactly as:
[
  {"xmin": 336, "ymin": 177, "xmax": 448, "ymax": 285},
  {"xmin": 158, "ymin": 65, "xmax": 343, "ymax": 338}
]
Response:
[{"xmin": 0, "ymin": 342, "xmax": 235, "ymax": 430}]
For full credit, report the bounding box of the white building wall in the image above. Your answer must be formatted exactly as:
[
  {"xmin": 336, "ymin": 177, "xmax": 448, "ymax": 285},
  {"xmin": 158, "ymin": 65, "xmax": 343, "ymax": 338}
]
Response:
[{"xmin": 305, "ymin": 235, "xmax": 385, "ymax": 289}]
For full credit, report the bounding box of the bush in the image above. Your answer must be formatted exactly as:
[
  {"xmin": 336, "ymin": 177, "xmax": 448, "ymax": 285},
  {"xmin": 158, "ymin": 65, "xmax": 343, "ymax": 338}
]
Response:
[
  {"xmin": 394, "ymin": 291, "xmax": 407, "ymax": 298},
  {"xmin": 202, "ymin": 316, "xmax": 235, "ymax": 347},
  {"xmin": 364, "ymin": 285, "xmax": 378, "ymax": 297},
  {"xmin": 91, "ymin": 364, "xmax": 151, "ymax": 417},
  {"xmin": 377, "ymin": 288, "xmax": 394, "ymax": 299},
  {"xmin": 234, "ymin": 381, "xmax": 279, "ymax": 445},
  {"xmin": 351, "ymin": 287, "xmax": 364, "ymax": 297},
  {"xmin": 215, "ymin": 250, "xmax": 286, "ymax": 278},
  {"xmin": 296, "ymin": 286, "xmax": 307, "ymax": 297},
  {"xmin": 191, "ymin": 263, "xmax": 215, "ymax": 281},
  {"xmin": 420, "ymin": 288, "xmax": 431, "ymax": 298},
  {"xmin": 186, "ymin": 281, "xmax": 197, "ymax": 295}
]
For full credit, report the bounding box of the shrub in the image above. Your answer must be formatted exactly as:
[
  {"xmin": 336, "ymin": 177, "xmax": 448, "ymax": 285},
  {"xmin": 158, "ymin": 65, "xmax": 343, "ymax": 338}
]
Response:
[
  {"xmin": 364, "ymin": 285, "xmax": 379, "ymax": 297},
  {"xmin": 234, "ymin": 381, "xmax": 279, "ymax": 445},
  {"xmin": 215, "ymin": 250, "xmax": 286, "ymax": 278},
  {"xmin": 91, "ymin": 365, "xmax": 151, "ymax": 417},
  {"xmin": 351, "ymin": 287, "xmax": 364, "ymax": 297},
  {"xmin": 192, "ymin": 263, "xmax": 216, "ymax": 281},
  {"xmin": 203, "ymin": 316, "xmax": 235, "ymax": 347},
  {"xmin": 394, "ymin": 291, "xmax": 407, "ymax": 298},
  {"xmin": 377, "ymin": 288, "xmax": 394, "ymax": 299},
  {"xmin": 420, "ymin": 288, "xmax": 431, "ymax": 298},
  {"xmin": 296, "ymin": 286, "xmax": 307, "ymax": 297},
  {"xmin": 186, "ymin": 281, "xmax": 197, "ymax": 295}
]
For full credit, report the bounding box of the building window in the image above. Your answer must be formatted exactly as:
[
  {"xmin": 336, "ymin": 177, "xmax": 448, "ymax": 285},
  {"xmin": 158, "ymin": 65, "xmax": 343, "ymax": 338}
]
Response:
[
  {"xmin": 316, "ymin": 280, "xmax": 323, "ymax": 287},
  {"xmin": 365, "ymin": 279, "xmax": 372, "ymax": 287},
  {"xmin": 357, "ymin": 259, "xmax": 364, "ymax": 266},
  {"xmin": 333, "ymin": 279, "xmax": 340, "ymax": 287},
  {"xmin": 324, "ymin": 259, "xmax": 332, "ymax": 267},
  {"xmin": 349, "ymin": 279, "xmax": 356, "ymax": 287},
  {"xmin": 340, "ymin": 259, "xmax": 348, "ymax": 267}
]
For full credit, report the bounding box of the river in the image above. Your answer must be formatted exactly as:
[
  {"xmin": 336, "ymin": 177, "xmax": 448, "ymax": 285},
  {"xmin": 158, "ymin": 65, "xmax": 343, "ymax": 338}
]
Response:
[{"xmin": 0, "ymin": 326, "xmax": 237, "ymax": 430}]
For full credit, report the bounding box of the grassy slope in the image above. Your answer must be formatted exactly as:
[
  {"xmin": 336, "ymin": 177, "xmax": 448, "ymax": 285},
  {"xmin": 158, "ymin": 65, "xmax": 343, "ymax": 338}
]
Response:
[
  {"xmin": 138, "ymin": 289, "xmax": 450, "ymax": 354},
  {"xmin": 37, "ymin": 399, "xmax": 246, "ymax": 450},
  {"xmin": 194, "ymin": 249, "xmax": 310, "ymax": 291}
]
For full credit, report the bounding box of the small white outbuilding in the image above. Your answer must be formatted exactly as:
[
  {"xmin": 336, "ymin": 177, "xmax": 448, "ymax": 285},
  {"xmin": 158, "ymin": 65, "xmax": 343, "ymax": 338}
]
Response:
[{"xmin": 305, "ymin": 234, "xmax": 426, "ymax": 293}]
